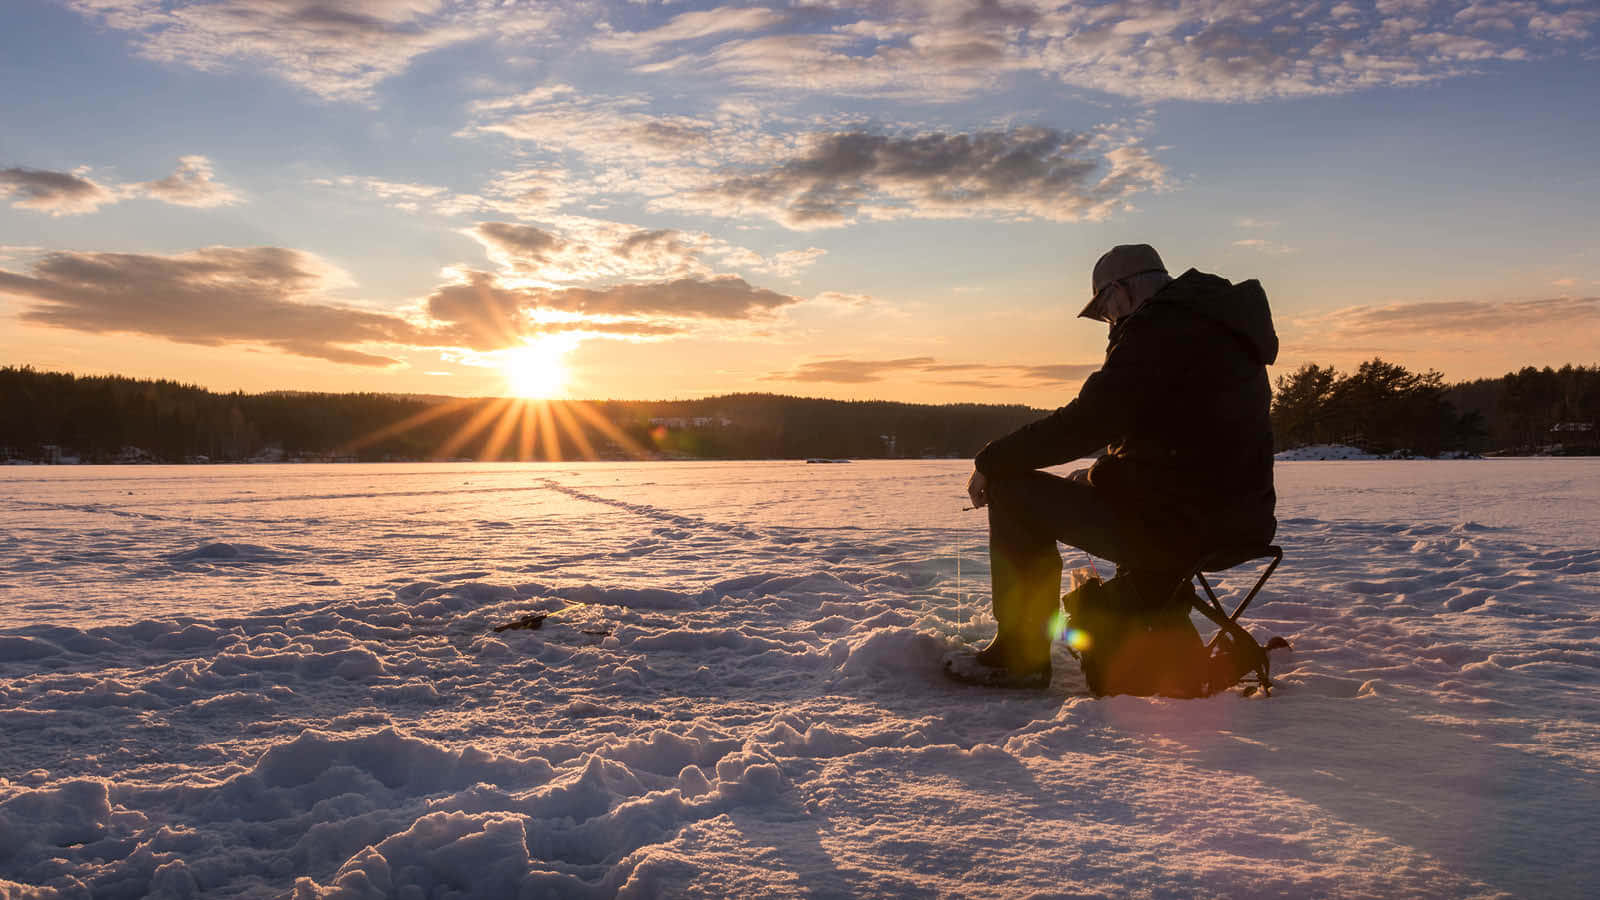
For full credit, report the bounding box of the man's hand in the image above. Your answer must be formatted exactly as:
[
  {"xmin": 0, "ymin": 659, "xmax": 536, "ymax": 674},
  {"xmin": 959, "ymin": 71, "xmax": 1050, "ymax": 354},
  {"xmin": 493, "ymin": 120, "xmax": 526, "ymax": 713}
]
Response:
[{"xmin": 966, "ymin": 469, "xmax": 989, "ymax": 509}]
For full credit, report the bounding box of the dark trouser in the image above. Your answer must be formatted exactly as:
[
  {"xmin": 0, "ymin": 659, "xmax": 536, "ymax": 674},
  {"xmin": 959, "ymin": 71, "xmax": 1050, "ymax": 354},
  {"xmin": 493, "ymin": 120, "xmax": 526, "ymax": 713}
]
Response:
[{"xmin": 985, "ymin": 470, "xmax": 1190, "ymax": 670}]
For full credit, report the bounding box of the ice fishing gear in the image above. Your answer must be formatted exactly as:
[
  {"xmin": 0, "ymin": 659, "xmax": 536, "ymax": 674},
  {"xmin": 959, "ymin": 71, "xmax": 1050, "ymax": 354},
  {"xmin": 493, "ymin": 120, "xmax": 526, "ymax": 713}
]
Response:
[
  {"xmin": 492, "ymin": 612, "xmax": 548, "ymax": 632},
  {"xmin": 1061, "ymin": 545, "xmax": 1287, "ymax": 698}
]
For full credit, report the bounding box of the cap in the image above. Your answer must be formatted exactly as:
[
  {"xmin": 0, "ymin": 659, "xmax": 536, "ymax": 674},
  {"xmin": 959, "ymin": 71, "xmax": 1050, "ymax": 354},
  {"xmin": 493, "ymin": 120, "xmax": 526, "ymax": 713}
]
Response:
[{"xmin": 1079, "ymin": 244, "xmax": 1167, "ymax": 320}]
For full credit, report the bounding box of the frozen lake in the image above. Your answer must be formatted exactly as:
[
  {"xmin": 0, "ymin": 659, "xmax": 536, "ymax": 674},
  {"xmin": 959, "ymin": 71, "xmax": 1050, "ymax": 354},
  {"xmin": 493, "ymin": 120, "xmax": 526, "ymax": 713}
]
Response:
[{"xmin": 2, "ymin": 460, "xmax": 1597, "ymax": 898}]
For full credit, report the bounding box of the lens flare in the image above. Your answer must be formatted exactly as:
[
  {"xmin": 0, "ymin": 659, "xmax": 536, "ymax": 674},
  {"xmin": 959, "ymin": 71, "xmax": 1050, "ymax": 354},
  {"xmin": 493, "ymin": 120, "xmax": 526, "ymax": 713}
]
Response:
[
  {"xmin": 1048, "ymin": 609, "xmax": 1067, "ymax": 641},
  {"xmin": 1065, "ymin": 628, "xmax": 1091, "ymax": 652}
]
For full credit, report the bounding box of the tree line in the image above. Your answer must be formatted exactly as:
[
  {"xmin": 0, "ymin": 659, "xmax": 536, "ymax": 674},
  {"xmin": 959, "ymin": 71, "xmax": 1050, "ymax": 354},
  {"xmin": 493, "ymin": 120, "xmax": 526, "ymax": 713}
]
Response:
[
  {"xmin": 0, "ymin": 366, "xmax": 1041, "ymax": 463},
  {"xmin": 4, "ymin": 361, "xmax": 1595, "ymax": 464},
  {"xmin": 1270, "ymin": 359, "xmax": 1599, "ymax": 456}
]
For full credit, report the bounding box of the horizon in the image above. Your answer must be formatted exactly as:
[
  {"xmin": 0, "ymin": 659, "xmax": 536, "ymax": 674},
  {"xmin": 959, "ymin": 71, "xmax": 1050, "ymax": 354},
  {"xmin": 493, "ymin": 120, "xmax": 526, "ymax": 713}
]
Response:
[
  {"xmin": 10, "ymin": 357, "xmax": 1597, "ymax": 409},
  {"xmin": 3, "ymin": 2, "xmax": 1598, "ymax": 405}
]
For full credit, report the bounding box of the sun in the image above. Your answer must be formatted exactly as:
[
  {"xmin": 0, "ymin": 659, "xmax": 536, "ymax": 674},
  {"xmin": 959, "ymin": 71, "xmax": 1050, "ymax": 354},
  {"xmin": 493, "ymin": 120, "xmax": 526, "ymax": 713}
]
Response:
[{"xmin": 500, "ymin": 340, "xmax": 572, "ymax": 399}]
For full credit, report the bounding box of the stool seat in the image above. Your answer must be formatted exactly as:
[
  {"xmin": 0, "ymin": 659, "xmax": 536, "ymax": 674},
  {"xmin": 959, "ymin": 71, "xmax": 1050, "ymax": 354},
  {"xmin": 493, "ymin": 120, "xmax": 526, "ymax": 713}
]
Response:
[
  {"xmin": 1186, "ymin": 545, "xmax": 1284, "ymax": 696},
  {"xmin": 1195, "ymin": 544, "xmax": 1281, "ymax": 573}
]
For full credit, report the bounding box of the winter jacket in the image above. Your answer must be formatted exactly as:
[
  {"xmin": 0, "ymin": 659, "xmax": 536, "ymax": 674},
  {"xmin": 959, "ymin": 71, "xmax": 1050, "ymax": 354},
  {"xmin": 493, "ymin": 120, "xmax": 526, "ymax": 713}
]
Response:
[{"xmin": 975, "ymin": 268, "xmax": 1279, "ymax": 567}]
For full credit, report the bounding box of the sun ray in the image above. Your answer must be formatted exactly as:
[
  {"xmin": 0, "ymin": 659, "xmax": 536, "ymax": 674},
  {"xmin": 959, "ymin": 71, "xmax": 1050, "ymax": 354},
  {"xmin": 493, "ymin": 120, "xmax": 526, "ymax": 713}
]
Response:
[
  {"xmin": 473, "ymin": 276, "xmax": 523, "ymax": 350},
  {"xmin": 433, "ymin": 397, "xmax": 512, "ymax": 460},
  {"xmin": 567, "ymin": 400, "xmax": 649, "ymax": 458},
  {"xmin": 548, "ymin": 400, "xmax": 597, "ymax": 460},
  {"xmin": 517, "ymin": 399, "xmax": 537, "ymax": 461},
  {"xmin": 339, "ymin": 396, "xmax": 477, "ymax": 454},
  {"xmin": 535, "ymin": 398, "xmax": 562, "ymax": 462},
  {"xmin": 479, "ymin": 398, "xmax": 524, "ymax": 462}
]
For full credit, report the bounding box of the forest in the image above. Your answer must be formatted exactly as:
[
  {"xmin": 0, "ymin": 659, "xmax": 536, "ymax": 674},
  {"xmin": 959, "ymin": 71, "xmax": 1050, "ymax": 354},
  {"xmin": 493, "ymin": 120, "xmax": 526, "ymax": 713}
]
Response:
[
  {"xmin": 2, "ymin": 361, "xmax": 1595, "ymax": 463},
  {"xmin": 1270, "ymin": 360, "xmax": 1599, "ymax": 456},
  {"xmin": 0, "ymin": 366, "xmax": 1040, "ymax": 463}
]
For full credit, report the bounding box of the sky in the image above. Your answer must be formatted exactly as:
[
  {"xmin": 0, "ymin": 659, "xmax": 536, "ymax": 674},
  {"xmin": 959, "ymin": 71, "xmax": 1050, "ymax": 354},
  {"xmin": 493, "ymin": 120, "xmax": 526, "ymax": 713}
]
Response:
[{"xmin": 1, "ymin": 0, "xmax": 1596, "ymax": 406}]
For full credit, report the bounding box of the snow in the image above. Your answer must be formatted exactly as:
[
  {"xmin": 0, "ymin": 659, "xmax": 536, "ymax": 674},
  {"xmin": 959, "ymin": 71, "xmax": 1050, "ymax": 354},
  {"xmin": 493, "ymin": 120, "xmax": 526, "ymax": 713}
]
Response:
[
  {"xmin": 1, "ymin": 459, "xmax": 1597, "ymax": 898},
  {"xmin": 1276, "ymin": 443, "xmax": 1381, "ymax": 460},
  {"xmin": 1275, "ymin": 444, "xmax": 1486, "ymax": 461}
]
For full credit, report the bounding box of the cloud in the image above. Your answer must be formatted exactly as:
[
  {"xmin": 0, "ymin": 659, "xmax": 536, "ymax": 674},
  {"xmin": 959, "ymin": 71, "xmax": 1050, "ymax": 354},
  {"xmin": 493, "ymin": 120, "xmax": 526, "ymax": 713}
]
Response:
[
  {"xmin": 635, "ymin": 29, "xmax": 1018, "ymax": 101},
  {"xmin": 0, "ymin": 246, "xmax": 419, "ymax": 365},
  {"xmin": 468, "ymin": 86, "xmax": 722, "ymax": 167},
  {"xmin": 423, "ymin": 270, "xmax": 799, "ymax": 349},
  {"xmin": 617, "ymin": 1, "xmax": 1583, "ymax": 104},
  {"xmin": 1234, "ymin": 238, "xmax": 1296, "ymax": 254},
  {"xmin": 0, "ymin": 168, "xmax": 117, "ymax": 215},
  {"xmin": 1308, "ymin": 295, "xmax": 1600, "ymax": 338},
  {"xmin": 769, "ymin": 248, "xmax": 829, "ymax": 279},
  {"xmin": 314, "ymin": 165, "xmax": 832, "ymax": 282},
  {"xmin": 770, "ymin": 356, "xmax": 939, "ymax": 384},
  {"xmin": 66, "ymin": 0, "xmax": 548, "ymax": 102},
  {"xmin": 1016, "ymin": 363, "xmax": 1103, "ymax": 383},
  {"xmin": 469, "ymin": 220, "xmax": 711, "ymax": 283},
  {"xmin": 71, "ymin": 1, "xmax": 1592, "ymax": 108},
  {"xmin": 591, "ymin": 6, "xmax": 790, "ymax": 54},
  {"xmin": 0, "ymin": 239, "xmax": 820, "ymax": 365},
  {"xmin": 434, "ymin": 271, "xmax": 796, "ymax": 321},
  {"xmin": 465, "ymin": 90, "xmax": 1164, "ymax": 228},
  {"xmin": 466, "ymin": 217, "xmax": 826, "ymax": 283},
  {"xmin": 1043, "ymin": 1, "xmax": 1593, "ymax": 100},
  {"xmin": 317, "ymin": 168, "xmax": 575, "ymax": 217},
  {"xmin": 134, "ymin": 155, "xmax": 241, "ymax": 207},
  {"xmin": 657, "ymin": 125, "xmax": 1165, "ymax": 229},
  {"xmin": 1529, "ymin": 6, "xmax": 1599, "ymax": 40},
  {"xmin": 316, "ymin": 175, "xmax": 448, "ymax": 210},
  {"xmin": 466, "ymin": 168, "xmax": 575, "ymax": 216},
  {"xmin": 3, "ymin": 158, "xmax": 242, "ymax": 214},
  {"xmin": 766, "ymin": 356, "xmax": 1100, "ymax": 387}
]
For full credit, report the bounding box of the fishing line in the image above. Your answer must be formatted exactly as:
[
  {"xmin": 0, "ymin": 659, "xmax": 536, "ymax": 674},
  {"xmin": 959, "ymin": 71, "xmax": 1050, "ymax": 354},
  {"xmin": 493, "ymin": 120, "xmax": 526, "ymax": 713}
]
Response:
[{"xmin": 955, "ymin": 539, "xmax": 963, "ymax": 631}]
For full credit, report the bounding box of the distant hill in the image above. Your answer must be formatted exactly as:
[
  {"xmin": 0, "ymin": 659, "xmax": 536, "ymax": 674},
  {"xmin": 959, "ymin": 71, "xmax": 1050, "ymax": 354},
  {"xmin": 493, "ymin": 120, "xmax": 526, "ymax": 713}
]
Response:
[{"xmin": 0, "ymin": 366, "xmax": 1045, "ymax": 463}]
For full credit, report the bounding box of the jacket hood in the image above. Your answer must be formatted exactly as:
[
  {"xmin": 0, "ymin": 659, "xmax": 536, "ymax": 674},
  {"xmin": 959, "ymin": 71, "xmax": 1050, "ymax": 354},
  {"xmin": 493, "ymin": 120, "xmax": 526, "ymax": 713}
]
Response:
[{"xmin": 1148, "ymin": 268, "xmax": 1279, "ymax": 365}]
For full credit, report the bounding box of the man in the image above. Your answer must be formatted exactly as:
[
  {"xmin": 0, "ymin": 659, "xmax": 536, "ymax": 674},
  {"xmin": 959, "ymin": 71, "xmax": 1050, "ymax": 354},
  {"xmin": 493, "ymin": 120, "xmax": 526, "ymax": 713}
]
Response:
[{"xmin": 962, "ymin": 244, "xmax": 1278, "ymax": 686}]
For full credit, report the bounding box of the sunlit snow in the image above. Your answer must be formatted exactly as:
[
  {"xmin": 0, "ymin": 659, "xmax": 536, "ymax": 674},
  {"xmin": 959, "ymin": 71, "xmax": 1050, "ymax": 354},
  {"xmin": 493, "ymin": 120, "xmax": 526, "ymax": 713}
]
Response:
[{"xmin": 2, "ymin": 460, "xmax": 1596, "ymax": 898}]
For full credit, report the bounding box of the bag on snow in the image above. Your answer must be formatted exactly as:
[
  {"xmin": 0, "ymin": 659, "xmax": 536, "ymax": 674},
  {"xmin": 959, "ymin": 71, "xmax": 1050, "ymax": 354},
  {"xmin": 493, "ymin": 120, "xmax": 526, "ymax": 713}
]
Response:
[{"xmin": 1062, "ymin": 573, "xmax": 1254, "ymax": 698}]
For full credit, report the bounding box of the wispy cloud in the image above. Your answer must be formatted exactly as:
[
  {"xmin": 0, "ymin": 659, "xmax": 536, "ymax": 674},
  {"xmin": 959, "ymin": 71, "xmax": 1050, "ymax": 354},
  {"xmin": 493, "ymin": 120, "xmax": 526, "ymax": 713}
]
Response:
[
  {"xmin": 2, "ymin": 158, "xmax": 240, "ymax": 214},
  {"xmin": 66, "ymin": 0, "xmax": 550, "ymax": 103},
  {"xmin": 1308, "ymin": 295, "xmax": 1600, "ymax": 338},
  {"xmin": 1234, "ymin": 238, "xmax": 1296, "ymax": 254},
  {"xmin": 466, "ymin": 86, "xmax": 762, "ymax": 174},
  {"xmin": 590, "ymin": 5, "xmax": 790, "ymax": 55},
  {"xmin": 424, "ymin": 270, "xmax": 800, "ymax": 349},
  {"xmin": 316, "ymin": 168, "xmax": 576, "ymax": 217},
  {"xmin": 0, "ymin": 168, "xmax": 117, "ymax": 216},
  {"xmin": 607, "ymin": 1, "xmax": 1589, "ymax": 104},
  {"xmin": 135, "ymin": 155, "xmax": 241, "ymax": 207},
  {"xmin": 632, "ymin": 23, "xmax": 1025, "ymax": 101},
  {"xmin": 466, "ymin": 216, "xmax": 827, "ymax": 284},
  {"xmin": 657, "ymin": 125, "xmax": 1166, "ymax": 229},
  {"xmin": 467, "ymin": 94, "xmax": 1168, "ymax": 230},
  {"xmin": 67, "ymin": 1, "xmax": 1592, "ymax": 107},
  {"xmin": 766, "ymin": 356, "xmax": 1099, "ymax": 388},
  {"xmin": 468, "ymin": 220, "xmax": 713, "ymax": 284}
]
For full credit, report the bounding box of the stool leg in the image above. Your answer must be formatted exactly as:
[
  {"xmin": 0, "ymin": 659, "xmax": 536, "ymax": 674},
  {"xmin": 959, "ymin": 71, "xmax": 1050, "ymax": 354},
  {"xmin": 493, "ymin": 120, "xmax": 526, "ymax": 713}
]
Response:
[{"xmin": 1188, "ymin": 550, "xmax": 1285, "ymax": 695}]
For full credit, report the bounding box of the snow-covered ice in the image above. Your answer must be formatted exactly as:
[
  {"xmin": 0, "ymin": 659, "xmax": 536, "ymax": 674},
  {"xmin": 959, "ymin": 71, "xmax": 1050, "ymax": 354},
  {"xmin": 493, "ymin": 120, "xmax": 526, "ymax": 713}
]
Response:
[
  {"xmin": 1275, "ymin": 444, "xmax": 1381, "ymax": 461},
  {"xmin": 1, "ymin": 459, "xmax": 1596, "ymax": 898}
]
